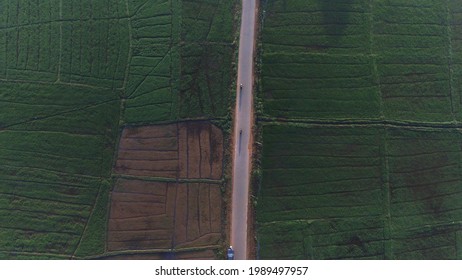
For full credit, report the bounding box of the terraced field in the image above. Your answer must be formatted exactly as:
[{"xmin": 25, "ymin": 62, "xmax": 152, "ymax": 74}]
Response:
[
  {"xmin": 0, "ymin": 0, "xmax": 236, "ymax": 259},
  {"xmin": 257, "ymin": 0, "xmax": 462, "ymax": 260}
]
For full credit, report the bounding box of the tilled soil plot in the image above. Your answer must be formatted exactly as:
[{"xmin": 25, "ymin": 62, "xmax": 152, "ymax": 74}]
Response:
[
  {"xmin": 109, "ymin": 122, "xmax": 224, "ymax": 257},
  {"xmin": 115, "ymin": 122, "xmax": 223, "ymax": 180},
  {"xmin": 108, "ymin": 179, "xmax": 222, "ymax": 252}
]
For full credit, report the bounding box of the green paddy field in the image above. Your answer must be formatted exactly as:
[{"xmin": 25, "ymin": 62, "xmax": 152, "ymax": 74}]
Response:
[
  {"xmin": 0, "ymin": 0, "xmax": 236, "ymax": 259},
  {"xmin": 256, "ymin": 0, "xmax": 462, "ymax": 259}
]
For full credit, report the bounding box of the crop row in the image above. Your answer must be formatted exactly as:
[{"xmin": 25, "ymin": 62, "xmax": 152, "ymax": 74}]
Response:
[
  {"xmin": 179, "ymin": 44, "xmax": 234, "ymax": 118},
  {"xmin": 261, "ymin": 0, "xmax": 462, "ymax": 123},
  {"xmin": 257, "ymin": 124, "xmax": 462, "ymax": 259},
  {"xmin": 0, "ymin": 0, "xmax": 130, "ymax": 88},
  {"xmin": 0, "ymin": 80, "xmax": 119, "ymax": 257},
  {"xmin": 0, "ymin": 0, "xmax": 236, "ymax": 259},
  {"xmin": 262, "ymin": 53, "xmax": 380, "ymax": 120}
]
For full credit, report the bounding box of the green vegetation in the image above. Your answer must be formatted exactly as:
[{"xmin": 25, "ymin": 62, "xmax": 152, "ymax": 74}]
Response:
[
  {"xmin": 260, "ymin": 0, "xmax": 462, "ymax": 123},
  {"xmin": 0, "ymin": 82, "xmax": 119, "ymax": 257},
  {"xmin": 261, "ymin": 0, "xmax": 381, "ymax": 120},
  {"xmin": 178, "ymin": 0, "xmax": 236, "ymax": 119},
  {"xmin": 257, "ymin": 0, "xmax": 462, "ymax": 259},
  {"xmin": 257, "ymin": 124, "xmax": 462, "ymax": 259},
  {"xmin": 123, "ymin": 0, "xmax": 237, "ymax": 123},
  {"xmin": 0, "ymin": 0, "xmax": 237, "ymax": 259}
]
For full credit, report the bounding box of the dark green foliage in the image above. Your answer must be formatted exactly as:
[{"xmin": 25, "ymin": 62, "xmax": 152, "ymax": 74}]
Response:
[
  {"xmin": 178, "ymin": 0, "xmax": 236, "ymax": 119},
  {"xmin": 257, "ymin": 0, "xmax": 462, "ymax": 259},
  {"xmin": 261, "ymin": 0, "xmax": 379, "ymax": 120},
  {"xmin": 373, "ymin": 1, "xmax": 454, "ymax": 122},
  {"xmin": 179, "ymin": 44, "xmax": 234, "ymax": 118},
  {"xmin": 0, "ymin": 0, "xmax": 125, "ymax": 258},
  {"xmin": 257, "ymin": 124, "xmax": 462, "ymax": 259},
  {"xmin": 0, "ymin": 81, "xmax": 119, "ymax": 257},
  {"xmin": 262, "ymin": 53, "xmax": 381, "ymax": 119},
  {"xmin": 122, "ymin": 0, "xmax": 237, "ymax": 123},
  {"xmin": 259, "ymin": 218, "xmax": 385, "ymax": 260},
  {"xmin": 261, "ymin": 0, "xmax": 462, "ymax": 122},
  {"xmin": 0, "ymin": 0, "xmax": 236, "ymax": 259},
  {"xmin": 122, "ymin": 0, "xmax": 174, "ymax": 123},
  {"xmin": 74, "ymin": 180, "xmax": 112, "ymax": 257},
  {"xmin": 257, "ymin": 124, "xmax": 386, "ymax": 259}
]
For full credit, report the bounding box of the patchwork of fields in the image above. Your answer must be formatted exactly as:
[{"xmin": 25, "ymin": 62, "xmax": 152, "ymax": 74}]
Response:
[
  {"xmin": 108, "ymin": 179, "xmax": 222, "ymax": 253},
  {"xmin": 257, "ymin": 0, "xmax": 462, "ymax": 259},
  {"xmin": 0, "ymin": 0, "xmax": 236, "ymax": 259},
  {"xmin": 257, "ymin": 124, "xmax": 462, "ymax": 259},
  {"xmin": 260, "ymin": 0, "xmax": 462, "ymax": 122},
  {"xmin": 108, "ymin": 123, "xmax": 224, "ymax": 258}
]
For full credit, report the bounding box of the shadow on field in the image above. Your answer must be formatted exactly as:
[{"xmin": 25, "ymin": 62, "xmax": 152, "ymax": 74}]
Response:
[{"xmin": 319, "ymin": 0, "xmax": 353, "ymax": 47}]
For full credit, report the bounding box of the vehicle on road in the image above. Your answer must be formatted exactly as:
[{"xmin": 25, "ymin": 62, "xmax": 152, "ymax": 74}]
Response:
[{"xmin": 227, "ymin": 246, "xmax": 235, "ymax": 260}]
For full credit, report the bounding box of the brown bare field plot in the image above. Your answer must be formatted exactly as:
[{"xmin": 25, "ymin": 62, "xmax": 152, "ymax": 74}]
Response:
[
  {"xmin": 114, "ymin": 122, "xmax": 223, "ymax": 180},
  {"xmin": 109, "ymin": 121, "xmax": 224, "ymax": 257},
  {"xmin": 108, "ymin": 179, "xmax": 222, "ymax": 252}
]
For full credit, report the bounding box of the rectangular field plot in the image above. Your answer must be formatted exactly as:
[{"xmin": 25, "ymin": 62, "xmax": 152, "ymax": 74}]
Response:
[
  {"xmin": 262, "ymin": 53, "xmax": 380, "ymax": 119},
  {"xmin": 178, "ymin": 0, "xmax": 236, "ymax": 119},
  {"xmin": 0, "ymin": 81, "xmax": 119, "ymax": 134},
  {"xmin": 257, "ymin": 124, "xmax": 462, "ymax": 259},
  {"xmin": 260, "ymin": 0, "xmax": 380, "ymax": 120},
  {"xmin": 385, "ymin": 128, "xmax": 462, "ymax": 259},
  {"xmin": 181, "ymin": 0, "xmax": 235, "ymax": 43},
  {"xmin": 179, "ymin": 44, "xmax": 234, "ymax": 118},
  {"xmin": 258, "ymin": 125, "xmax": 383, "ymax": 223},
  {"xmin": 115, "ymin": 121, "xmax": 224, "ymax": 180},
  {"xmin": 123, "ymin": 0, "xmax": 174, "ymax": 123},
  {"xmin": 260, "ymin": 0, "xmax": 462, "ymax": 123},
  {"xmin": 60, "ymin": 18, "xmax": 129, "ymax": 89},
  {"xmin": 258, "ymin": 218, "xmax": 386, "ymax": 260},
  {"xmin": 0, "ymin": 173, "xmax": 100, "ymax": 256},
  {"xmin": 257, "ymin": 124, "xmax": 386, "ymax": 259},
  {"xmin": 107, "ymin": 179, "xmax": 222, "ymax": 253},
  {"xmin": 262, "ymin": 0, "xmax": 372, "ymax": 55},
  {"xmin": 391, "ymin": 226, "xmax": 459, "ymax": 260},
  {"xmin": 373, "ymin": 0, "xmax": 454, "ymax": 122},
  {"xmin": 0, "ymin": 0, "xmax": 61, "ymax": 82}
]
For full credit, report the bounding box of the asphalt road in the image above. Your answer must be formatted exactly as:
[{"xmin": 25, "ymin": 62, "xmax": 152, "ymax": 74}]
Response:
[{"xmin": 230, "ymin": 0, "xmax": 257, "ymax": 260}]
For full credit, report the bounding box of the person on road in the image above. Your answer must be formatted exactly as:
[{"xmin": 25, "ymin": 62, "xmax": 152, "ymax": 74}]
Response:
[{"xmin": 227, "ymin": 246, "xmax": 234, "ymax": 260}]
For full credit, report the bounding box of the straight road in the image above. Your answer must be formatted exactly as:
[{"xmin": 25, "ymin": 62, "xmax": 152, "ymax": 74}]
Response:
[{"xmin": 230, "ymin": 0, "xmax": 258, "ymax": 260}]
